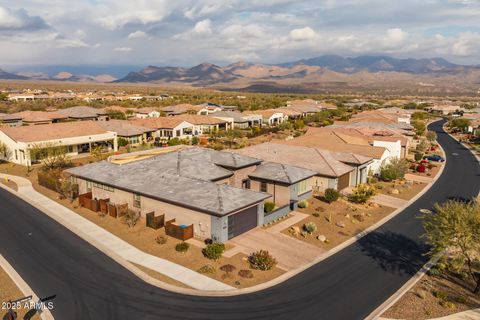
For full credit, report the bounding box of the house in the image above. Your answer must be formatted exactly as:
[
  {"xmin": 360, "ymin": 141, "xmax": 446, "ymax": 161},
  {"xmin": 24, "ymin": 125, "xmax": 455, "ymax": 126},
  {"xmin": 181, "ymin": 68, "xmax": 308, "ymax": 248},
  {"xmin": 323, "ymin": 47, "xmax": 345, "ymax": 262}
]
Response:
[
  {"xmin": 57, "ymin": 106, "xmax": 109, "ymax": 121},
  {"xmin": 67, "ymin": 147, "xmax": 284, "ymax": 241},
  {"xmin": 0, "ymin": 121, "xmax": 117, "ymax": 166},
  {"xmin": 173, "ymin": 114, "xmax": 231, "ymax": 133},
  {"xmin": 0, "ymin": 113, "xmax": 23, "ymax": 127},
  {"xmin": 132, "ymin": 107, "xmax": 161, "ymax": 119},
  {"xmin": 161, "ymin": 104, "xmax": 215, "ymax": 116},
  {"xmin": 377, "ymin": 107, "xmax": 412, "ymax": 124},
  {"xmin": 275, "ymin": 108, "xmax": 303, "ymax": 120},
  {"xmin": 245, "ymin": 109, "xmax": 285, "ymax": 126},
  {"xmin": 130, "ymin": 118, "xmax": 194, "ymax": 139},
  {"xmin": 234, "ymin": 142, "xmax": 359, "ymax": 191},
  {"xmin": 280, "ymin": 130, "xmax": 389, "ymax": 174},
  {"xmin": 11, "ymin": 111, "xmax": 68, "ymax": 125},
  {"xmin": 8, "ymin": 93, "xmax": 35, "ymax": 101},
  {"xmin": 97, "ymin": 120, "xmax": 156, "ymax": 145},
  {"xmin": 208, "ymin": 111, "xmax": 260, "ymax": 129},
  {"xmin": 426, "ymin": 104, "xmax": 464, "ymax": 116}
]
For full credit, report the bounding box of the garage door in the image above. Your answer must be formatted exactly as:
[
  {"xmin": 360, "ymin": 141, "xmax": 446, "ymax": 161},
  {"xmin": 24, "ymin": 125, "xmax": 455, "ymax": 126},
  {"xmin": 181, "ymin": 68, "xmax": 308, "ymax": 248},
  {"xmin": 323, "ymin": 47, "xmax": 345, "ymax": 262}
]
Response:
[
  {"xmin": 337, "ymin": 173, "xmax": 350, "ymax": 190},
  {"xmin": 227, "ymin": 206, "xmax": 258, "ymax": 239}
]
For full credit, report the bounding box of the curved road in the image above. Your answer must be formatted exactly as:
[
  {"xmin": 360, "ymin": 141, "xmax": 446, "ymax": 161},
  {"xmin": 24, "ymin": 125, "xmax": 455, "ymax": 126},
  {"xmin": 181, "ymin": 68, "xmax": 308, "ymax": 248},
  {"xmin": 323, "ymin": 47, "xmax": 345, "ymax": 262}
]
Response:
[{"xmin": 0, "ymin": 120, "xmax": 479, "ymax": 320}]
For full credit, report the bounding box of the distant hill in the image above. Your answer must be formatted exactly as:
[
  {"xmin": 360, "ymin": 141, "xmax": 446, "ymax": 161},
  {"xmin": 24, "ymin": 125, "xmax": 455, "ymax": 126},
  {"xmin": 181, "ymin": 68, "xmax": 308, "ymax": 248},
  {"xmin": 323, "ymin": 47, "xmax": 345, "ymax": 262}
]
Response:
[{"xmin": 0, "ymin": 68, "xmax": 29, "ymax": 80}]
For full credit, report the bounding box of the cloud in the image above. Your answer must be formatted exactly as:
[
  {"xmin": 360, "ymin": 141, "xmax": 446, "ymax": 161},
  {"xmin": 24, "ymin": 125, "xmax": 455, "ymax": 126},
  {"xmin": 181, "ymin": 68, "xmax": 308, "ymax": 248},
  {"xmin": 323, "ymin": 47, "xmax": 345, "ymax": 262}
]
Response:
[
  {"xmin": 383, "ymin": 28, "xmax": 408, "ymax": 47},
  {"xmin": 113, "ymin": 46, "xmax": 133, "ymax": 52},
  {"xmin": 128, "ymin": 30, "xmax": 147, "ymax": 39},
  {"xmin": 192, "ymin": 19, "xmax": 212, "ymax": 34},
  {"xmin": 0, "ymin": 6, "xmax": 49, "ymax": 31},
  {"xmin": 289, "ymin": 27, "xmax": 317, "ymax": 41}
]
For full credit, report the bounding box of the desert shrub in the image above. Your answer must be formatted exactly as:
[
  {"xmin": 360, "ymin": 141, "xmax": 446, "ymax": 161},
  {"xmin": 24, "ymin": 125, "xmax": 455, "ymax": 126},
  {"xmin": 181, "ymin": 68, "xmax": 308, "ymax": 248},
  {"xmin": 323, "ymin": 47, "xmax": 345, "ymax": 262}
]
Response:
[
  {"xmin": 324, "ymin": 188, "xmax": 340, "ymax": 203},
  {"xmin": 248, "ymin": 250, "xmax": 277, "ymax": 271},
  {"xmin": 414, "ymin": 152, "xmax": 423, "ymax": 161},
  {"xmin": 297, "ymin": 200, "xmax": 308, "ymax": 209},
  {"xmin": 202, "ymin": 242, "xmax": 226, "ymax": 260},
  {"xmin": 191, "ymin": 136, "xmax": 199, "ymax": 145},
  {"xmin": 155, "ymin": 235, "xmax": 168, "ymax": 245},
  {"xmin": 312, "ymin": 212, "xmax": 320, "ymax": 217},
  {"xmin": 123, "ymin": 209, "xmax": 141, "ymax": 228},
  {"xmin": 264, "ymin": 202, "xmax": 275, "ymax": 213},
  {"xmin": 197, "ymin": 265, "xmax": 216, "ymax": 274},
  {"xmin": 175, "ymin": 242, "xmax": 190, "ymax": 253},
  {"xmin": 379, "ymin": 157, "xmax": 409, "ymax": 181},
  {"xmin": 433, "ymin": 290, "xmax": 448, "ymax": 301},
  {"xmin": 349, "ymin": 184, "xmax": 376, "ymax": 204},
  {"xmin": 238, "ymin": 269, "xmax": 254, "ymax": 279},
  {"xmin": 303, "ymin": 222, "xmax": 317, "ymax": 234},
  {"xmin": 118, "ymin": 137, "xmax": 129, "ymax": 147}
]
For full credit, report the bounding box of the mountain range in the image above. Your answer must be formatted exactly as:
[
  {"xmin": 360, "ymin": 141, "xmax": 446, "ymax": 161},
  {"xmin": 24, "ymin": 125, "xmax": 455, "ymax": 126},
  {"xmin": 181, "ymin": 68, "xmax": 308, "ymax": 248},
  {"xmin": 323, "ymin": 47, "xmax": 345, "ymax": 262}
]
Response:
[{"xmin": 2, "ymin": 55, "xmax": 480, "ymax": 94}]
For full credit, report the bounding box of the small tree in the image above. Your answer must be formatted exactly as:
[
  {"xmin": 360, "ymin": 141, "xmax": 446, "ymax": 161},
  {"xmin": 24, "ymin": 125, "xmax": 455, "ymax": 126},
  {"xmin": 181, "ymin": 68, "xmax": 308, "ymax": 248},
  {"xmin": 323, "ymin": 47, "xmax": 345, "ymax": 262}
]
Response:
[
  {"xmin": 248, "ymin": 250, "xmax": 277, "ymax": 271},
  {"xmin": 349, "ymin": 184, "xmax": 376, "ymax": 204},
  {"xmin": 422, "ymin": 198, "xmax": 480, "ymax": 294},
  {"xmin": 264, "ymin": 202, "xmax": 275, "ymax": 213},
  {"xmin": 123, "ymin": 209, "xmax": 141, "ymax": 228},
  {"xmin": 29, "ymin": 142, "xmax": 70, "ymax": 170},
  {"xmin": 416, "ymin": 139, "xmax": 429, "ymax": 154},
  {"xmin": 324, "ymin": 188, "xmax": 340, "ymax": 203},
  {"xmin": 191, "ymin": 136, "xmax": 199, "ymax": 145},
  {"xmin": 379, "ymin": 157, "xmax": 410, "ymax": 181},
  {"xmin": 449, "ymin": 118, "xmax": 472, "ymax": 133},
  {"xmin": 118, "ymin": 138, "xmax": 129, "ymax": 147},
  {"xmin": 426, "ymin": 130, "xmax": 437, "ymax": 143},
  {"xmin": 202, "ymin": 243, "xmax": 226, "ymax": 260},
  {"xmin": 412, "ymin": 120, "xmax": 427, "ymax": 136},
  {"xmin": 0, "ymin": 142, "xmax": 12, "ymax": 161}
]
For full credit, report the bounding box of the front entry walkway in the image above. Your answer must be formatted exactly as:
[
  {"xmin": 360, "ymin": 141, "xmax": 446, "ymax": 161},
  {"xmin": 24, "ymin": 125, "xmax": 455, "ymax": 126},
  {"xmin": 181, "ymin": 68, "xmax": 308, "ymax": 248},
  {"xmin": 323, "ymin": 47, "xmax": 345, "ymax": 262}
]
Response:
[
  {"xmin": 227, "ymin": 212, "xmax": 325, "ymax": 271},
  {"xmin": 372, "ymin": 194, "xmax": 409, "ymax": 209}
]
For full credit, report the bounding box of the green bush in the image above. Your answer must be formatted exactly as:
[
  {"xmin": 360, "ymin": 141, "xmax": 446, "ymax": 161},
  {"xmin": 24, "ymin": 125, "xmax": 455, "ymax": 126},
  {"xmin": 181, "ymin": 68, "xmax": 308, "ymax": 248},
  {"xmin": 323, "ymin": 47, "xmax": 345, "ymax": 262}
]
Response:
[
  {"xmin": 191, "ymin": 136, "xmax": 199, "ymax": 145},
  {"xmin": 297, "ymin": 200, "xmax": 308, "ymax": 209},
  {"xmin": 248, "ymin": 250, "xmax": 277, "ymax": 271},
  {"xmin": 414, "ymin": 152, "xmax": 423, "ymax": 162},
  {"xmin": 379, "ymin": 158, "xmax": 410, "ymax": 181},
  {"xmin": 324, "ymin": 188, "xmax": 340, "ymax": 203},
  {"xmin": 118, "ymin": 137, "xmax": 129, "ymax": 147},
  {"xmin": 303, "ymin": 222, "xmax": 317, "ymax": 234},
  {"xmin": 197, "ymin": 265, "xmax": 216, "ymax": 274},
  {"xmin": 202, "ymin": 242, "xmax": 226, "ymax": 260},
  {"xmin": 175, "ymin": 242, "xmax": 190, "ymax": 253},
  {"xmin": 349, "ymin": 184, "xmax": 376, "ymax": 204},
  {"xmin": 264, "ymin": 202, "xmax": 275, "ymax": 213}
]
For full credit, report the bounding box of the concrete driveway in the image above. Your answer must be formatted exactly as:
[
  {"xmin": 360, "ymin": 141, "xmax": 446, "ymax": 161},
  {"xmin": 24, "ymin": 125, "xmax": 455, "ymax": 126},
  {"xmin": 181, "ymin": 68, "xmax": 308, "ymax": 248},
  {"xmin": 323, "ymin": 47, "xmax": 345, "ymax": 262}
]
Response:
[{"xmin": 228, "ymin": 212, "xmax": 325, "ymax": 271}]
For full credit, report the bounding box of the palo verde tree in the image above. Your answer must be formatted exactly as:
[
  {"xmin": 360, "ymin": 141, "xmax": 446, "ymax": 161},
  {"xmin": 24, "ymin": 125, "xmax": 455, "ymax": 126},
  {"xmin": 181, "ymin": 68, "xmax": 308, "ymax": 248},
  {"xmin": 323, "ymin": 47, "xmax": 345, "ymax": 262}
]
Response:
[
  {"xmin": 379, "ymin": 157, "xmax": 410, "ymax": 181},
  {"xmin": 422, "ymin": 198, "xmax": 480, "ymax": 294},
  {"xmin": 426, "ymin": 130, "xmax": 438, "ymax": 143}
]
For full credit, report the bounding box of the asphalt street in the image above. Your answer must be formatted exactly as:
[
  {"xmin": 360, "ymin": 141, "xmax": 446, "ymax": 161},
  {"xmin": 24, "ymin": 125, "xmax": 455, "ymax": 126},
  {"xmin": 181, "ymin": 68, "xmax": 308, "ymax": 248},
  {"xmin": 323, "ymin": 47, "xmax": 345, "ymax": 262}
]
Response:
[{"xmin": 0, "ymin": 119, "xmax": 479, "ymax": 320}]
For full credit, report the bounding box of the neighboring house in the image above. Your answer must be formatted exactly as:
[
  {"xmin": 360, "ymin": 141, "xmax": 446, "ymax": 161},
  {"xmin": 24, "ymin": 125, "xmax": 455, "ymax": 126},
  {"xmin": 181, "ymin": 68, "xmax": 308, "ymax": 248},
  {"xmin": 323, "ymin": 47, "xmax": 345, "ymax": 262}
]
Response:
[
  {"xmin": 130, "ymin": 118, "xmax": 195, "ymax": 139},
  {"xmin": 161, "ymin": 104, "xmax": 216, "ymax": 116},
  {"xmin": 132, "ymin": 107, "xmax": 161, "ymax": 118},
  {"xmin": 173, "ymin": 114, "xmax": 231, "ymax": 134},
  {"xmin": 57, "ymin": 106, "xmax": 109, "ymax": 121},
  {"xmin": 97, "ymin": 120, "xmax": 156, "ymax": 145},
  {"xmin": 208, "ymin": 111, "xmax": 256, "ymax": 129},
  {"xmin": 67, "ymin": 147, "xmax": 273, "ymax": 241},
  {"xmin": 8, "ymin": 93, "xmax": 35, "ymax": 101},
  {"xmin": 0, "ymin": 121, "xmax": 117, "ymax": 166},
  {"xmin": 275, "ymin": 108, "xmax": 303, "ymax": 120},
  {"xmin": 234, "ymin": 142, "xmax": 358, "ymax": 192},
  {"xmin": 0, "ymin": 113, "xmax": 23, "ymax": 127},
  {"xmin": 11, "ymin": 111, "xmax": 68, "ymax": 125},
  {"xmin": 378, "ymin": 107, "xmax": 412, "ymax": 124},
  {"xmin": 245, "ymin": 109, "xmax": 285, "ymax": 126},
  {"xmin": 281, "ymin": 130, "xmax": 390, "ymax": 175},
  {"xmin": 102, "ymin": 106, "xmax": 135, "ymax": 119}
]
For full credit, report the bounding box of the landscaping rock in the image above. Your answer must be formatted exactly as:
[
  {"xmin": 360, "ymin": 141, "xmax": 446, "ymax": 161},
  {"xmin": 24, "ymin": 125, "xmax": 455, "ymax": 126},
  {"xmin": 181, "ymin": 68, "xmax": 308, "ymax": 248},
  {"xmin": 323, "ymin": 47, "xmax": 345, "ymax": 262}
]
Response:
[
  {"xmin": 368, "ymin": 202, "xmax": 379, "ymax": 208},
  {"xmin": 289, "ymin": 226, "xmax": 300, "ymax": 236},
  {"xmin": 317, "ymin": 235, "xmax": 327, "ymax": 242},
  {"xmin": 390, "ymin": 189, "xmax": 400, "ymax": 195},
  {"xmin": 336, "ymin": 221, "xmax": 346, "ymax": 228},
  {"xmin": 353, "ymin": 214, "xmax": 365, "ymax": 222}
]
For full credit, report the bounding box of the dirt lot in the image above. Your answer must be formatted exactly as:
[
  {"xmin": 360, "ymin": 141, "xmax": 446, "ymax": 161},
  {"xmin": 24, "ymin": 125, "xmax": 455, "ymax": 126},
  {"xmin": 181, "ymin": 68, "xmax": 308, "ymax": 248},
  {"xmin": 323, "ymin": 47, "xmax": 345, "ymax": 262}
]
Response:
[
  {"xmin": 283, "ymin": 197, "xmax": 395, "ymax": 250},
  {"xmin": 373, "ymin": 180, "xmax": 427, "ymax": 200},
  {"xmin": 384, "ymin": 267, "xmax": 480, "ymax": 319},
  {"xmin": 0, "ymin": 266, "xmax": 40, "ymax": 320}
]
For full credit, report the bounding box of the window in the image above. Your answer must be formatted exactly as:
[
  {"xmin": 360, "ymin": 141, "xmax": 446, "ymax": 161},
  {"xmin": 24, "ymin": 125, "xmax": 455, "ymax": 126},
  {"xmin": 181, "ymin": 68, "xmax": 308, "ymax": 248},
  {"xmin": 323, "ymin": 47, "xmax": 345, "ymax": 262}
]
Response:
[
  {"xmin": 242, "ymin": 179, "xmax": 251, "ymax": 189},
  {"xmin": 176, "ymin": 130, "xmax": 181, "ymax": 137},
  {"xmin": 86, "ymin": 181, "xmax": 92, "ymax": 191},
  {"xmin": 67, "ymin": 145, "xmax": 74, "ymax": 153},
  {"xmin": 14, "ymin": 150, "xmax": 18, "ymax": 160},
  {"xmin": 133, "ymin": 194, "xmax": 141, "ymax": 208},
  {"xmin": 260, "ymin": 181, "xmax": 268, "ymax": 193},
  {"xmin": 297, "ymin": 180, "xmax": 308, "ymax": 195}
]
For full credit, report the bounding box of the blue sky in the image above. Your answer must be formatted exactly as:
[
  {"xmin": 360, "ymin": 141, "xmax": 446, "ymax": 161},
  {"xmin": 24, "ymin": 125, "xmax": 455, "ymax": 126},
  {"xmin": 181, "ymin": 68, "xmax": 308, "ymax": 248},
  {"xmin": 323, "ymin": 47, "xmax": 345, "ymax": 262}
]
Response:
[{"xmin": 0, "ymin": 0, "xmax": 480, "ymax": 66}]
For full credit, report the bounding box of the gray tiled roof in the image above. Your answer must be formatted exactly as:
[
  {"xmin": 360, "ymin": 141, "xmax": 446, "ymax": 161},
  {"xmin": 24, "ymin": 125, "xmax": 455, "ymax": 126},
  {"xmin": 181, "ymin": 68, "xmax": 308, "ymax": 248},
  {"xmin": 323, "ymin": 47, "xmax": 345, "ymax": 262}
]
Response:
[
  {"xmin": 249, "ymin": 162, "xmax": 316, "ymax": 184},
  {"xmin": 97, "ymin": 120, "xmax": 155, "ymax": 137},
  {"xmin": 66, "ymin": 148, "xmax": 270, "ymax": 216},
  {"xmin": 209, "ymin": 111, "xmax": 249, "ymax": 123}
]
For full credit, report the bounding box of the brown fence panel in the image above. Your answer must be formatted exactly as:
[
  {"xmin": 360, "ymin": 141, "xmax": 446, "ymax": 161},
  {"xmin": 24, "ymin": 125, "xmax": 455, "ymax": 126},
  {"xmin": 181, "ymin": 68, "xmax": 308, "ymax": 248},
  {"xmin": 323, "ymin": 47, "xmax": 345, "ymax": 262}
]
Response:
[
  {"xmin": 116, "ymin": 203, "xmax": 128, "ymax": 218},
  {"xmin": 90, "ymin": 199, "xmax": 99, "ymax": 212},
  {"xmin": 78, "ymin": 192, "xmax": 92, "ymax": 208},
  {"xmin": 146, "ymin": 212, "xmax": 164, "ymax": 229},
  {"xmin": 108, "ymin": 204, "xmax": 117, "ymax": 218},
  {"xmin": 165, "ymin": 219, "xmax": 193, "ymax": 241},
  {"xmin": 99, "ymin": 198, "xmax": 109, "ymax": 214}
]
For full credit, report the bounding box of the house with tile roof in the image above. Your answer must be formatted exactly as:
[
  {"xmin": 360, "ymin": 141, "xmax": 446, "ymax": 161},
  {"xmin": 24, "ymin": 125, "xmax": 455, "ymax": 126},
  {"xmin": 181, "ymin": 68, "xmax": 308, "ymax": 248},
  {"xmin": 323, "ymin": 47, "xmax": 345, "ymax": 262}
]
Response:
[
  {"xmin": 11, "ymin": 110, "xmax": 68, "ymax": 125},
  {"xmin": 57, "ymin": 106, "xmax": 108, "ymax": 121},
  {"xmin": 97, "ymin": 120, "xmax": 156, "ymax": 145},
  {"xmin": 0, "ymin": 113, "xmax": 23, "ymax": 127},
  {"xmin": 129, "ymin": 117, "xmax": 195, "ymax": 140},
  {"xmin": 0, "ymin": 121, "xmax": 117, "ymax": 166}
]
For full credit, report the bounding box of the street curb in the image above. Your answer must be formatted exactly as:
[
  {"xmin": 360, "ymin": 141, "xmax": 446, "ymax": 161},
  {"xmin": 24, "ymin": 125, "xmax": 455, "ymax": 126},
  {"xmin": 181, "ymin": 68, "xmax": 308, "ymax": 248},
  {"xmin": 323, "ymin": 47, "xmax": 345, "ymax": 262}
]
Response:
[{"xmin": 0, "ymin": 254, "xmax": 55, "ymax": 320}]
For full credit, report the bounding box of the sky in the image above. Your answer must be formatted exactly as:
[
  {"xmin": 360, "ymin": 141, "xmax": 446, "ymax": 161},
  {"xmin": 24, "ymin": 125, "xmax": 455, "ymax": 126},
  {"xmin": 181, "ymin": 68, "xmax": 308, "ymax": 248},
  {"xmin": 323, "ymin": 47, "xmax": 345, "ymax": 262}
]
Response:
[{"xmin": 1, "ymin": 0, "xmax": 480, "ymax": 67}]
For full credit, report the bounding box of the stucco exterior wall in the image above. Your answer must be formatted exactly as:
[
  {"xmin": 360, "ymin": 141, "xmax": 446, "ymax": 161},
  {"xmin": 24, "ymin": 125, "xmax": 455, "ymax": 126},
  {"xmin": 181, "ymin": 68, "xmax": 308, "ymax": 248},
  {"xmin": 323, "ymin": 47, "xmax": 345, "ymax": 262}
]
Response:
[
  {"xmin": 250, "ymin": 179, "xmax": 291, "ymax": 207},
  {"xmin": 228, "ymin": 165, "xmax": 258, "ymax": 188}
]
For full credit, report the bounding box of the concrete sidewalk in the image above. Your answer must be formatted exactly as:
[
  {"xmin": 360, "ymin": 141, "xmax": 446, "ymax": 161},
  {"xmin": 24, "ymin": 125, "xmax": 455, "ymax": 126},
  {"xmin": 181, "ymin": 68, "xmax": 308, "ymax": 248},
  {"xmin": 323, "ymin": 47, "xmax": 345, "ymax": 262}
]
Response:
[
  {"xmin": 0, "ymin": 173, "xmax": 233, "ymax": 291},
  {"xmin": 373, "ymin": 194, "xmax": 409, "ymax": 209}
]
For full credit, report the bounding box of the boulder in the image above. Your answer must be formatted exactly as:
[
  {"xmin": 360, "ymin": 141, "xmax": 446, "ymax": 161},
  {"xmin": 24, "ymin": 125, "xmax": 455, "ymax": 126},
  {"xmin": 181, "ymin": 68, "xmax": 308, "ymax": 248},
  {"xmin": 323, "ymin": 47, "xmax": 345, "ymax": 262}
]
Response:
[
  {"xmin": 353, "ymin": 214, "xmax": 365, "ymax": 222},
  {"xmin": 317, "ymin": 235, "xmax": 327, "ymax": 242},
  {"xmin": 390, "ymin": 189, "xmax": 400, "ymax": 195},
  {"xmin": 336, "ymin": 221, "xmax": 346, "ymax": 228},
  {"xmin": 289, "ymin": 226, "xmax": 301, "ymax": 236}
]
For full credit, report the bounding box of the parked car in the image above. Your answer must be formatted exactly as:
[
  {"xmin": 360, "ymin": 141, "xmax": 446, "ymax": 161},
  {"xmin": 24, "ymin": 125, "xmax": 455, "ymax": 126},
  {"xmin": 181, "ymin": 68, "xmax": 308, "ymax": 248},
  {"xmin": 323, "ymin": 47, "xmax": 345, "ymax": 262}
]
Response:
[{"xmin": 423, "ymin": 155, "xmax": 445, "ymax": 162}]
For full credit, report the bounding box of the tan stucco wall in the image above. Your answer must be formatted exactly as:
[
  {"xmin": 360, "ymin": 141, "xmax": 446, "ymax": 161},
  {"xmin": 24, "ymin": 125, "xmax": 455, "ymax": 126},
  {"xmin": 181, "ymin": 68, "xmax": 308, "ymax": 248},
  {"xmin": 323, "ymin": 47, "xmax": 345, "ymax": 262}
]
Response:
[
  {"xmin": 313, "ymin": 175, "xmax": 330, "ymax": 192},
  {"xmin": 76, "ymin": 178, "xmax": 212, "ymax": 239},
  {"xmin": 250, "ymin": 179, "xmax": 290, "ymax": 207},
  {"xmin": 228, "ymin": 165, "xmax": 258, "ymax": 188}
]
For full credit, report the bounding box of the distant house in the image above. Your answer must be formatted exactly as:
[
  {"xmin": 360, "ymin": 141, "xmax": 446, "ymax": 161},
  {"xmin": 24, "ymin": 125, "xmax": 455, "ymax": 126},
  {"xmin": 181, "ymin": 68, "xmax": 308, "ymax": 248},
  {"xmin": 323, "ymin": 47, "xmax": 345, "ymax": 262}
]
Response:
[
  {"xmin": 57, "ymin": 106, "xmax": 109, "ymax": 121},
  {"xmin": 161, "ymin": 104, "xmax": 215, "ymax": 116},
  {"xmin": 0, "ymin": 122, "xmax": 117, "ymax": 166},
  {"xmin": 97, "ymin": 120, "xmax": 156, "ymax": 145},
  {"xmin": 245, "ymin": 109, "xmax": 285, "ymax": 126},
  {"xmin": 132, "ymin": 107, "xmax": 161, "ymax": 119},
  {"xmin": 209, "ymin": 111, "xmax": 260, "ymax": 129},
  {"xmin": 173, "ymin": 114, "xmax": 231, "ymax": 134},
  {"xmin": 130, "ymin": 118, "xmax": 194, "ymax": 139},
  {"xmin": 11, "ymin": 111, "xmax": 68, "ymax": 125},
  {"xmin": 8, "ymin": 93, "xmax": 35, "ymax": 101},
  {"xmin": 0, "ymin": 113, "xmax": 23, "ymax": 127}
]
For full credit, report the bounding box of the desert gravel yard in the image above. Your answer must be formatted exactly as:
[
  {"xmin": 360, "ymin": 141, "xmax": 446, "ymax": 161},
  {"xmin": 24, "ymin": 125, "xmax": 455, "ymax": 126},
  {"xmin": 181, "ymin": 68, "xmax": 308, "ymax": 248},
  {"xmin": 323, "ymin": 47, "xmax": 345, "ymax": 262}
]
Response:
[
  {"xmin": 282, "ymin": 197, "xmax": 395, "ymax": 250},
  {"xmin": 374, "ymin": 180, "xmax": 427, "ymax": 201}
]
